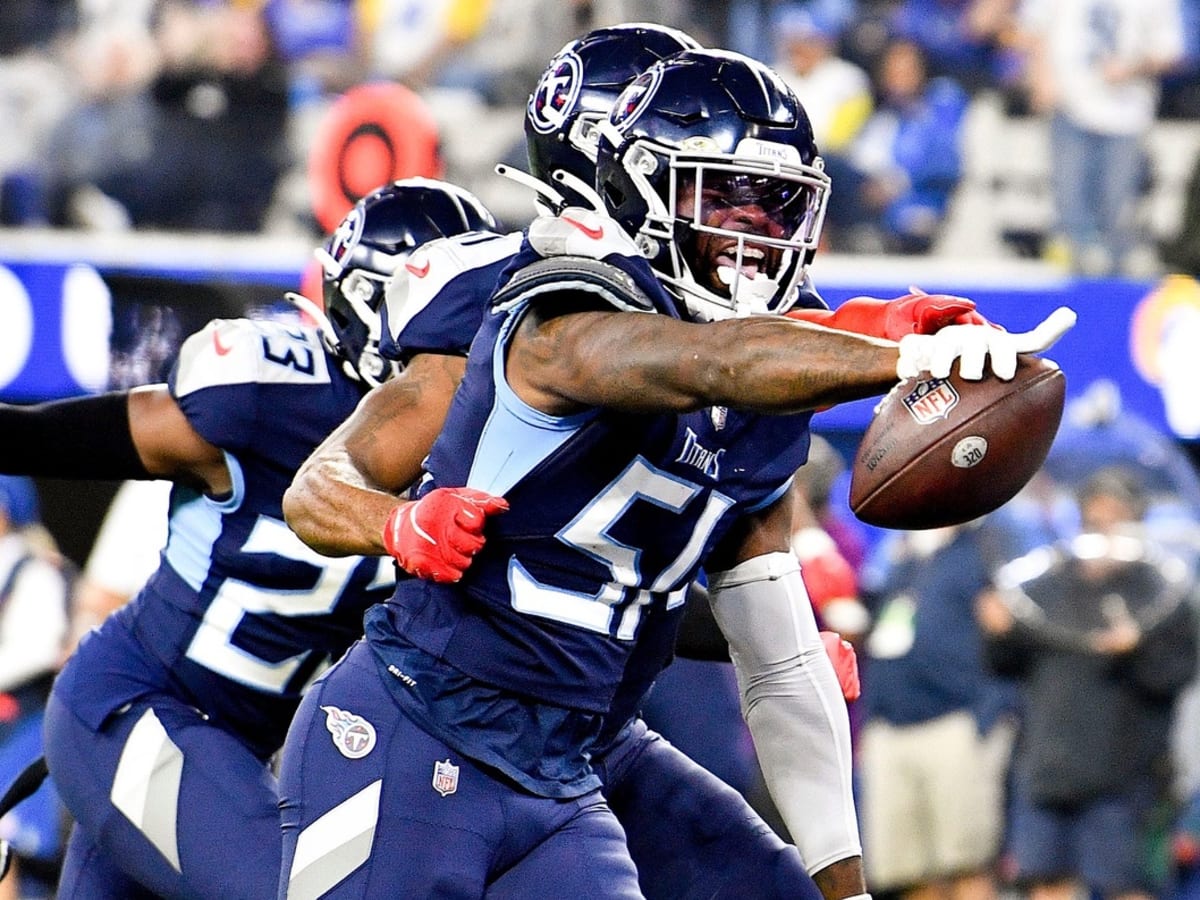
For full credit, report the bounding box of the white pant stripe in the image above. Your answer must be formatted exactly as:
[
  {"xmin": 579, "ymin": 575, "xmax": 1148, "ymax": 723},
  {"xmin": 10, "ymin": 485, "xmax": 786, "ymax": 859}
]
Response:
[
  {"xmin": 110, "ymin": 708, "xmax": 184, "ymax": 872},
  {"xmin": 288, "ymin": 779, "xmax": 381, "ymax": 900}
]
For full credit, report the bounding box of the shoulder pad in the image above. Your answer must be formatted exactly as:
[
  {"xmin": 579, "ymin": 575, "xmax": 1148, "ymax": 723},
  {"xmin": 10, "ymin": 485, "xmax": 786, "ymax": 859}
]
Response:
[
  {"xmin": 384, "ymin": 232, "xmax": 519, "ymax": 337},
  {"xmin": 173, "ymin": 317, "xmax": 330, "ymax": 399},
  {"xmin": 491, "ymin": 256, "xmax": 655, "ymax": 315}
]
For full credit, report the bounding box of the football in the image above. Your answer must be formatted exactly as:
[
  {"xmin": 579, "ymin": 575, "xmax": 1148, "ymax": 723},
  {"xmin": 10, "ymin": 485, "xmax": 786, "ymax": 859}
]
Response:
[{"xmin": 848, "ymin": 355, "xmax": 1066, "ymax": 530}]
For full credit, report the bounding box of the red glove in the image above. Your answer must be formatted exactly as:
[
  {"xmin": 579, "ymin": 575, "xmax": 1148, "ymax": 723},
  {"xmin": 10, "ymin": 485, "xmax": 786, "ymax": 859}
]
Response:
[
  {"xmin": 382, "ymin": 487, "xmax": 509, "ymax": 583},
  {"xmin": 788, "ymin": 288, "xmax": 988, "ymax": 341},
  {"xmin": 821, "ymin": 631, "xmax": 861, "ymax": 702}
]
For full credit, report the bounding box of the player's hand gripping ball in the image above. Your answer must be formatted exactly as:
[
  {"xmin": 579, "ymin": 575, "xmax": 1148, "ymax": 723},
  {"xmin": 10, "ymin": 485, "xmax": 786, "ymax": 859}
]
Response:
[{"xmin": 849, "ymin": 354, "xmax": 1066, "ymax": 530}]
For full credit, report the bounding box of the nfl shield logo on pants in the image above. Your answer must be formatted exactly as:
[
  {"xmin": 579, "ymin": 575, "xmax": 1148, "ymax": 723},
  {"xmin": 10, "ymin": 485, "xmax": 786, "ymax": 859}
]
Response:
[{"xmin": 433, "ymin": 758, "xmax": 459, "ymax": 797}]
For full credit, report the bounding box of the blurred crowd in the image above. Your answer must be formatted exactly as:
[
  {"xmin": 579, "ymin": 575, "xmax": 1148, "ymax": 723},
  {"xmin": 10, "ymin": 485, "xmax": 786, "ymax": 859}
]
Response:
[
  {"xmin": 6, "ymin": 3, "xmax": 1200, "ymax": 898},
  {"xmin": 3, "ymin": 0, "xmax": 1200, "ymax": 274}
]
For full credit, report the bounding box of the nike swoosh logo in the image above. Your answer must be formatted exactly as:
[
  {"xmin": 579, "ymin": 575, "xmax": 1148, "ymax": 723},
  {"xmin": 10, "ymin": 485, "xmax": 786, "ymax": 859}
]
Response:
[
  {"xmin": 405, "ymin": 259, "xmax": 431, "ymax": 278},
  {"xmin": 212, "ymin": 330, "xmax": 234, "ymax": 356},
  {"xmin": 563, "ymin": 216, "xmax": 603, "ymax": 240}
]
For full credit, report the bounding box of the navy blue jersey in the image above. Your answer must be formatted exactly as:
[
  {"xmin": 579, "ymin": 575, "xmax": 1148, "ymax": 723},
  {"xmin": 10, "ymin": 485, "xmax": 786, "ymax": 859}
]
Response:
[
  {"xmin": 365, "ymin": 243, "xmax": 817, "ymax": 794},
  {"xmin": 56, "ymin": 318, "xmax": 399, "ymax": 758}
]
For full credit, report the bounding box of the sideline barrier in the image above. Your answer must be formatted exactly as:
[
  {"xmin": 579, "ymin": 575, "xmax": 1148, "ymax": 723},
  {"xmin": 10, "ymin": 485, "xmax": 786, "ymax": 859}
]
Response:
[{"xmin": 1, "ymin": 229, "xmax": 1192, "ymax": 441}]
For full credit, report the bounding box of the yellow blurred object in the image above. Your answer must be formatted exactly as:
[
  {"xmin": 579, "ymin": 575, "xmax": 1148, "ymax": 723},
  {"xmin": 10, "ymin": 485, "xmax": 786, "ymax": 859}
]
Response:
[{"xmin": 445, "ymin": 0, "xmax": 492, "ymax": 42}]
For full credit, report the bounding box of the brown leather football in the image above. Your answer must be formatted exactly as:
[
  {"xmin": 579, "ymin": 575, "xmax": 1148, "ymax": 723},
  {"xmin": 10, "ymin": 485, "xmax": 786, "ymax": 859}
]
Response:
[{"xmin": 848, "ymin": 355, "xmax": 1066, "ymax": 530}]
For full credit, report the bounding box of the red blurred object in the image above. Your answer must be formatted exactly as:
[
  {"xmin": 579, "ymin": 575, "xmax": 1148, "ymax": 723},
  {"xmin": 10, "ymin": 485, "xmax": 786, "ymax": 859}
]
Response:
[
  {"xmin": 1176, "ymin": 832, "xmax": 1200, "ymax": 866},
  {"xmin": 308, "ymin": 82, "xmax": 443, "ymax": 233},
  {"xmin": 820, "ymin": 631, "xmax": 861, "ymax": 702}
]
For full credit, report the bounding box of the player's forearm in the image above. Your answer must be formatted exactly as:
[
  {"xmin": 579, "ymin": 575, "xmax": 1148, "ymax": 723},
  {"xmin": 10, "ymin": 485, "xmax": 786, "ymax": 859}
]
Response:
[
  {"xmin": 0, "ymin": 392, "xmax": 152, "ymax": 480},
  {"xmin": 283, "ymin": 356, "xmax": 465, "ymax": 556},
  {"xmin": 811, "ymin": 857, "xmax": 868, "ymax": 900},
  {"xmin": 283, "ymin": 449, "xmax": 397, "ymax": 557},
  {"xmin": 708, "ymin": 553, "xmax": 864, "ymax": 876},
  {"xmin": 525, "ymin": 311, "xmax": 899, "ymax": 415}
]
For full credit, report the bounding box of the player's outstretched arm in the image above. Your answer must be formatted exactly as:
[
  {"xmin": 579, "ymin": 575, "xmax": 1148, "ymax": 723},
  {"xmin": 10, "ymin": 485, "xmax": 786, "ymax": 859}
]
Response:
[
  {"xmin": 506, "ymin": 302, "xmax": 1075, "ymax": 417},
  {"xmin": 0, "ymin": 387, "xmax": 229, "ymax": 495},
  {"xmin": 283, "ymin": 352, "xmax": 469, "ymax": 557},
  {"xmin": 704, "ymin": 489, "xmax": 867, "ymax": 895}
]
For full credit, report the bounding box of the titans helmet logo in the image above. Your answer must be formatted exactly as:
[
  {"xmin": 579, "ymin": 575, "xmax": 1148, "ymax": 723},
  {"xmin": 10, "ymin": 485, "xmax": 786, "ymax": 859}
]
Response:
[
  {"xmin": 325, "ymin": 203, "xmax": 365, "ymax": 272},
  {"xmin": 610, "ymin": 66, "xmax": 662, "ymax": 133},
  {"xmin": 528, "ymin": 51, "xmax": 583, "ymax": 135}
]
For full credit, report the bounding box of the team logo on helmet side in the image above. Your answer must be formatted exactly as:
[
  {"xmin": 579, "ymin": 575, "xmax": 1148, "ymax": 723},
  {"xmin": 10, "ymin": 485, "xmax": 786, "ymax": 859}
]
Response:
[
  {"xmin": 610, "ymin": 66, "xmax": 663, "ymax": 133},
  {"xmin": 529, "ymin": 51, "xmax": 583, "ymax": 134},
  {"xmin": 321, "ymin": 705, "xmax": 377, "ymax": 759},
  {"xmin": 902, "ymin": 378, "xmax": 960, "ymax": 424},
  {"xmin": 326, "ymin": 204, "xmax": 366, "ymax": 269}
]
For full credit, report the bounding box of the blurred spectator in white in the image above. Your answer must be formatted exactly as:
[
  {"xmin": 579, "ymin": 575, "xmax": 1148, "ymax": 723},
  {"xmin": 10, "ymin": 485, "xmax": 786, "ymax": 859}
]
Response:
[
  {"xmin": 63, "ymin": 479, "xmax": 170, "ymax": 658},
  {"xmin": 1017, "ymin": 0, "xmax": 1186, "ymax": 277},
  {"xmin": 824, "ymin": 36, "xmax": 969, "ymax": 253},
  {"xmin": 771, "ymin": 3, "xmax": 873, "ymax": 161},
  {"xmin": 0, "ymin": 476, "xmax": 71, "ymax": 900}
]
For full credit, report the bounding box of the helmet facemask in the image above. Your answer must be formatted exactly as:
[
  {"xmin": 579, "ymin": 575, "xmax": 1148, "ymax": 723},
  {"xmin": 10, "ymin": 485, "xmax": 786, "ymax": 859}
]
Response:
[
  {"xmin": 617, "ymin": 139, "xmax": 830, "ymax": 321},
  {"xmin": 304, "ymin": 249, "xmax": 400, "ymax": 389}
]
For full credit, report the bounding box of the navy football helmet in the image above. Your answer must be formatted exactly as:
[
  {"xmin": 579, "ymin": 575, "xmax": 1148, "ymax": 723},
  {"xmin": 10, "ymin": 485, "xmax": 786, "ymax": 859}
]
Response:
[
  {"xmin": 523, "ymin": 22, "xmax": 700, "ymax": 213},
  {"xmin": 595, "ymin": 49, "xmax": 831, "ymax": 321},
  {"xmin": 297, "ymin": 177, "xmax": 497, "ymax": 386}
]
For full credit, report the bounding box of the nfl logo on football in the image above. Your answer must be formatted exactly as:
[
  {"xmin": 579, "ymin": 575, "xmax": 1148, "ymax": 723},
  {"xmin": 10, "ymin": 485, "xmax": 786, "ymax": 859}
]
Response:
[
  {"xmin": 433, "ymin": 758, "xmax": 460, "ymax": 797},
  {"xmin": 902, "ymin": 378, "xmax": 959, "ymax": 424}
]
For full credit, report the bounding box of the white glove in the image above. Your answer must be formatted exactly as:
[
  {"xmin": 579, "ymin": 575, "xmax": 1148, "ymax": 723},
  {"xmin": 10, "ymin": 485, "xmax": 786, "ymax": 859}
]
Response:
[
  {"xmin": 527, "ymin": 207, "xmax": 642, "ymax": 260},
  {"xmin": 896, "ymin": 306, "xmax": 1077, "ymax": 381}
]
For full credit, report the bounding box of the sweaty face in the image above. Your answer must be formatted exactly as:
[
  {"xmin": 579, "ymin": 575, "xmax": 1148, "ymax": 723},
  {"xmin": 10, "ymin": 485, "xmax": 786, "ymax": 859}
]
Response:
[{"xmin": 672, "ymin": 169, "xmax": 815, "ymax": 296}]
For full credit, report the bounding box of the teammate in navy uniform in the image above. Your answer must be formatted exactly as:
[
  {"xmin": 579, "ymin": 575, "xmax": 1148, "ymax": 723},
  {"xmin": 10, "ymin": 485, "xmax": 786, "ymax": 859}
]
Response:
[
  {"xmin": 0, "ymin": 178, "xmax": 498, "ymax": 898},
  {"xmin": 277, "ymin": 48, "xmax": 1077, "ymax": 900}
]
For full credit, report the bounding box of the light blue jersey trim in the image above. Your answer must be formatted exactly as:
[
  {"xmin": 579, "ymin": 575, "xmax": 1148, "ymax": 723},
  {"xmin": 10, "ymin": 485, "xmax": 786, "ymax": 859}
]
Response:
[
  {"xmin": 467, "ymin": 302, "xmax": 598, "ymax": 496},
  {"xmin": 163, "ymin": 453, "xmax": 245, "ymax": 590},
  {"xmin": 744, "ymin": 474, "xmax": 794, "ymax": 514}
]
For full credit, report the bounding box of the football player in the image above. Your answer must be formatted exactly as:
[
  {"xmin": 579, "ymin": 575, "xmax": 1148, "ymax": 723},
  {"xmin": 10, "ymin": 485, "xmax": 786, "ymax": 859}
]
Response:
[
  {"xmin": 286, "ymin": 23, "xmax": 839, "ymax": 900},
  {"xmin": 0, "ymin": 178, "xmax": 497, "ymax": 898},
  {"xmin": 276, "ymin": 47, "xmax": 1077, "ymax": 899}
]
